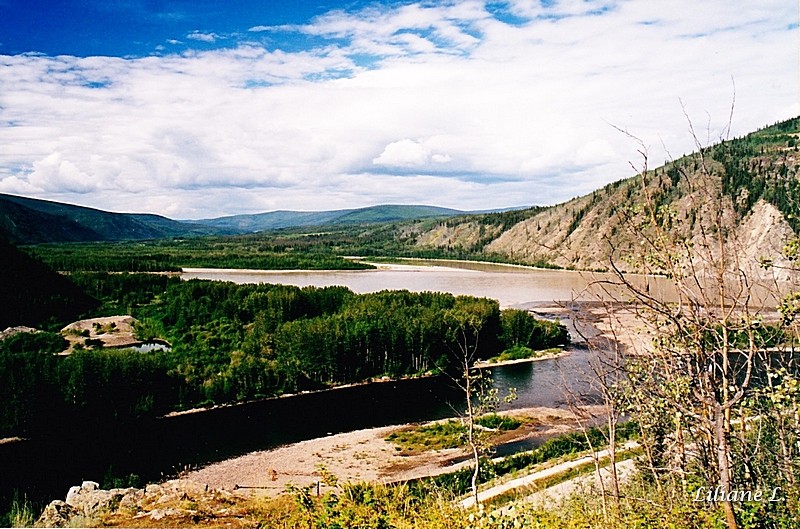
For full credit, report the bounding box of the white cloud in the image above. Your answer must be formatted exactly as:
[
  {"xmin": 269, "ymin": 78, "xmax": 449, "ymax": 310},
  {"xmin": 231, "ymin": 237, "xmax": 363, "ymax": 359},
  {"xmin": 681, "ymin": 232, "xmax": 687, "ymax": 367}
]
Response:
[
  {"xmin": 186, "ymin": 31, "xmax": 220, "ymax": 43},
  {"xmin": 373, "ymin": 138, "xmax": 452, "ymax": 168},
  {"xmin": 0, "ymin": 0, "xmax": 796, "ymax": 218}
]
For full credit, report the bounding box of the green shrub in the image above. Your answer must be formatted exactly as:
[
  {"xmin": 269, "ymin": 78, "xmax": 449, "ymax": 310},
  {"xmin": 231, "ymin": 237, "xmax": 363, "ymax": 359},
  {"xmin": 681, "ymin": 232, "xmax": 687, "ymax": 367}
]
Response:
[
  {"xmin": 476, "ymin": 413, "xmax": 522, "ymax": 431},
  {"xmin": 386, "ymin": 420, "xmax": 467, "ymax": 451}
]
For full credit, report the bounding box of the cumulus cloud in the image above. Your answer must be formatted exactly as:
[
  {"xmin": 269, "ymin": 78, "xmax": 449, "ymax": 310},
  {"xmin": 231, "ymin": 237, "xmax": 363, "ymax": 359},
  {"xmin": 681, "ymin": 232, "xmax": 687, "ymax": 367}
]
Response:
[
  {"xmin": 373, "ymin": 139, "xmax": 452, "ymax": 168},
  {"xmin": 0, "ymin": 0, "xmax": 797, "ymax": 218}
]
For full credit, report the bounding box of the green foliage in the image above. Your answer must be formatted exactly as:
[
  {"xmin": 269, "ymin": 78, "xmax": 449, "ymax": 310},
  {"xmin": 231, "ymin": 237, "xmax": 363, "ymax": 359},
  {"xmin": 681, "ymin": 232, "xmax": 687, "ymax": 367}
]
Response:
[
  {"xmin": 0, "ymin": 238, "xmax": 98, "ymax": 329},
  {"xmin": 410, "ymin": 421, "xmax": 640, "ymax": 497},
  {"xmin": 491, "ymin": 345, "xmax": 538, "ymax": 362},
  {"xmin": 0, "ymin": 270, "xmax": 568, "ymax": 435},
  {"xmin": 2, "ymin": 492, "xmax": 36, "ymax": 528},
  {"xmin": 23, "ymin": 238, "xmax": 375, "ymax": 272},
  {"xmin": 101, "ymin": 467, "xmax": 141, "ymax": 490},
  {"xmin": 499, "ymin": 309, "xmax": 568, "ymax": 352},
  {"xmin": 445, "ymin": 206, "xmax": 546, "ymax": 232},
  {"xmin": 0, "ymin": 332, "xmax": 62, "ymax": 436},
  {"xmin": 0, "ymin": 331, "xmax": 66, "ymax": 355},
  {"xmin": 59, "ymin": 348, "xmax": 177, "ymax": 422},
  {"xmin": 474, "ymin": 414, "xmax": 521, "ymax": 431},
  {"xmin": 386, "ymin": 420, "xmax": 468, "ymax": 452},
  {"xmin": 692, "ymin": 320, "xmax": 788, "ymax": 354},
  {"xmin": 712, "ymin": 117, "xmax": 800, "ymax": 231},
  {"xmin": 260, "ymin": 480, "xmax": 465, "ymax": 529}
]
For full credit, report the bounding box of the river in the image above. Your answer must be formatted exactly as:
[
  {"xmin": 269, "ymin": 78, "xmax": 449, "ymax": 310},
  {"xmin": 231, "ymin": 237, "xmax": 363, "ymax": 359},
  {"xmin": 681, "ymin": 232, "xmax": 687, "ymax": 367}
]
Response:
[
  {"xmin": 181, "ymin": 258, "xmax": 675, "ymax": 308},
  {"xmin": 1, "ymin": 260, "xmax": 630, "ymax": 509}
]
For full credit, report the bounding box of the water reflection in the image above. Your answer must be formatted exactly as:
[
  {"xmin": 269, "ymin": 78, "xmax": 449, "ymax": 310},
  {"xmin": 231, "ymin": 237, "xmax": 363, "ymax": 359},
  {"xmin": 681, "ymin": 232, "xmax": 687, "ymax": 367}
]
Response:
[
  {"xmin": 491, "ymin": 347, "xmax": 599, "ymax": 410},
  {"xmin": 127, "ymin": 341, "xmax": 172, "ymax": 353}
]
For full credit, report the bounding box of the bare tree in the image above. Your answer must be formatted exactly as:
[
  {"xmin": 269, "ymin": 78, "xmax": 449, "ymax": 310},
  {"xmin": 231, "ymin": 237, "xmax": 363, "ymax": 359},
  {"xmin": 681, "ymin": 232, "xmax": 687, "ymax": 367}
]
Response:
[
  {"xmin": 443, "ymin": 298, "xmax": 514, "ymax": 507},
  {"xmin": 589, "ymin": 111, "xmax": 800, "ymax": 528}
]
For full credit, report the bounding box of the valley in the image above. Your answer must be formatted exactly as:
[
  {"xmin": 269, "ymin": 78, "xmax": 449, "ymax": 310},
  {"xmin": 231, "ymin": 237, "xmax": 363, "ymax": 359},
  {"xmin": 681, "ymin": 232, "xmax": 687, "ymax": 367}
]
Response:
[{"xmin": 1, "ymin": 117, "xmax": 799, "ymax": 528}]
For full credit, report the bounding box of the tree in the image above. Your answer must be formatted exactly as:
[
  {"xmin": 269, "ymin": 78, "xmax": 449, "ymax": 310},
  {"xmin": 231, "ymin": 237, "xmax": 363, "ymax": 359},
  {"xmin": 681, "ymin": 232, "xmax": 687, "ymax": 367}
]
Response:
[
  {"xmin": 589, "ymin": 112, "xmax": 800, "ymax": 528},
  {"xmin": 443, "ymin": 297, "xmax": 511, "ymax": 507}
]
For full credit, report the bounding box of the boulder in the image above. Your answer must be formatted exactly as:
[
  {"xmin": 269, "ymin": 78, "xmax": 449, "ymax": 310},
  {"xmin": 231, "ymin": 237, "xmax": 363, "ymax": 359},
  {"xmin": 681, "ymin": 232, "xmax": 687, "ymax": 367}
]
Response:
[
  {"xmin": 149, "ymin": 507, "xmax": 181, "ymax": 521},
  {"xmin": 64, "ymin": 480, "xmax": 132, "ymax": 517},
  {"xmin": 118, "ymin": 487, "xmax": 145, "ymax": 512},
  {"xmin": 35, "ymin": 500, "xmax": 78, "ymax": 528}
]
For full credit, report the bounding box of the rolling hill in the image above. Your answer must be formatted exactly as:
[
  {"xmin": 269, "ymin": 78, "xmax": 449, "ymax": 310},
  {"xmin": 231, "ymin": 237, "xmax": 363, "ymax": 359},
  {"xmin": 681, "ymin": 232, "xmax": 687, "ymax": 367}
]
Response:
[
  {"xmin": 0, "ymin": 195, "xmax": 468, "ymax": 245},
  {"xmin": 191, "ymin": 204, "xmax": 464, "ymax": 232},
  {"xmin": 0, "ymin": 194, "xmax": 220, "ymax": 244}
]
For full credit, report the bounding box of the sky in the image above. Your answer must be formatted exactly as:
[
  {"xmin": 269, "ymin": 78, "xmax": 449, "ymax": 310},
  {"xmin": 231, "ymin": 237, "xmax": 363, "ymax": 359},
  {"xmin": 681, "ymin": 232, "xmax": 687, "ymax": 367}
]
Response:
[{"xmin": 0, "ymin": 1, "xmax": 797, "ymax": 219}]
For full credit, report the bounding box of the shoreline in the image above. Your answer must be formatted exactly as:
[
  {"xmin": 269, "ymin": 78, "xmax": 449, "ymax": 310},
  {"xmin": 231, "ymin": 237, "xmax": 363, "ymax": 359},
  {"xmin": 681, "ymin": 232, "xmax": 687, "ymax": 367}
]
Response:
[
  {"xmin": 474, "ymin": 347, "xmax": 572, "ymax": 369},
  {"xmin": 181, "ymin": 302, "xmax": 623, "ymax": 497},
  {"xmin": 182, "ymin": 405, "xmax": 606, "ymax": 497},
  {"xmin": 162, "ymin": 371, "xmax": 444, "ymax": 418}
]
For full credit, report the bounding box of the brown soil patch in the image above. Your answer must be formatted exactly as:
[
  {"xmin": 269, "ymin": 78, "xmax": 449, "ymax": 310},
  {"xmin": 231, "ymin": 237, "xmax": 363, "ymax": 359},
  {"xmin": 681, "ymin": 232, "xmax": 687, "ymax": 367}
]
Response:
[{"xmin": 60, "ymin": 315, "xmax": 142, "ymax": 353}]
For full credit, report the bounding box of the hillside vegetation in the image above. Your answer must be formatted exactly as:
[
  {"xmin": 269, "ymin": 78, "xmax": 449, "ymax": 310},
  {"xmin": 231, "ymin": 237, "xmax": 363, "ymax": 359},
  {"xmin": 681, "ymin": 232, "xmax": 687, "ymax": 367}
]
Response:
[
  {"xmin": 0, "ymin": 238, "xmax": 97, "ymax": 328},
  {"xmin": 415, "ymin": 117, "xmax": 799, "ymax": 271}
]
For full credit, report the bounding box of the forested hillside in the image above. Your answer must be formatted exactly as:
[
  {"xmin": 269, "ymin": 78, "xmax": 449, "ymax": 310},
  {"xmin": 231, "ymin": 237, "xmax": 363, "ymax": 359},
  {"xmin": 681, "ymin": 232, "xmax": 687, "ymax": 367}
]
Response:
[
  {"xmin": 0, "ymin": 238, "xmax": 97, "ymax": 328},
  {"xmin": 0, "ymin": 194, "xmax": 221, "ymax": 243}
]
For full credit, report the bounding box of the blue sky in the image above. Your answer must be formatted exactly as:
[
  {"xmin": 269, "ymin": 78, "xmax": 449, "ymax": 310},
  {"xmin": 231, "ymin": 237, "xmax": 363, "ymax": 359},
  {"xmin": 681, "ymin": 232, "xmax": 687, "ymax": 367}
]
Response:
[
  {"xmin": 0, "ymin": 1, "xmax": 389, "ymax": 57},
  {"xmin": 0, "ymin": 0, "xmax": 797, "ymax": 218}
]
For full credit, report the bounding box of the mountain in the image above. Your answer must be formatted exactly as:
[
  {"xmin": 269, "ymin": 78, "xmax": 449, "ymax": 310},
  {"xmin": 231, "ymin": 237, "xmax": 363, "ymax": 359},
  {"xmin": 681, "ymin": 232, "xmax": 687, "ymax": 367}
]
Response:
[
  {"xmin": 0, "ymin": 194, "xmax": 221, "ymax": 244},
  {"xmin": 191, "ymin": 204, "xmax": 464, "ymax": 232},
  {"xmin": 0, "ymin": 194, "xmax": 468, "ymax": 244},
  {"xmin": 412, "ymin": 117, "xmax": 800, "ymax": 273}
]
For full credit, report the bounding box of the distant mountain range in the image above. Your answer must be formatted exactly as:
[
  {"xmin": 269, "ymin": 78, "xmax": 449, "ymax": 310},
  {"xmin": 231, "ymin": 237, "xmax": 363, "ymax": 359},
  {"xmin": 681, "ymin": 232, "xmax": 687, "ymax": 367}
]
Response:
[
  {"xmin": 189, "ymin": 204, "xmax": 464, "ymax": 232},
  {"xmin": 0, "ymin": 194, "xmax": 474, "ymax": 244}
]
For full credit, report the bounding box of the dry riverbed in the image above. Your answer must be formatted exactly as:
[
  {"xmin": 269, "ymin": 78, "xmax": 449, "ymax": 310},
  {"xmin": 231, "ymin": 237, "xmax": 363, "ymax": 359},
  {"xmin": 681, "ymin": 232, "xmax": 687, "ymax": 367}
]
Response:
[{"xmin": 183, "ymin": 405, "xmax": 605, "ymax": 498}]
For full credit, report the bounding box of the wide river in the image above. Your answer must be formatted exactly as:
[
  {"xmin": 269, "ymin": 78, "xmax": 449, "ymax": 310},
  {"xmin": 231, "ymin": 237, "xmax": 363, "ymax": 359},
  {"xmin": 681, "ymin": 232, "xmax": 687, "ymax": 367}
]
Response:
[{"xmin": 181, "ymin": 258, "xmax": 674, "ymax": 309}]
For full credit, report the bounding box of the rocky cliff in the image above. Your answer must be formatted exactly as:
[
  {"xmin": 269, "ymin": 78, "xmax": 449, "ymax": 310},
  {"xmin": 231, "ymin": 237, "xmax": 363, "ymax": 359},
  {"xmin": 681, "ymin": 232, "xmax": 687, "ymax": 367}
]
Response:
[{"xmin": 413, "ymin": 117, "xmax": 800, "ymax": 275}]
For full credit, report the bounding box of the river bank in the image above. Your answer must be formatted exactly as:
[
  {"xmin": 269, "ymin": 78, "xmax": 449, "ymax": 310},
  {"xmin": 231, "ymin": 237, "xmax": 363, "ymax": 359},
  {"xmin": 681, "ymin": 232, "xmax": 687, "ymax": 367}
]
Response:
[
  {"xmin": 182, "ymin": 405, "xmax": 606, "ymax": 497},
  {"xmin": 179, "ymin": 299, "xmax": 637, "ymax": 497}
]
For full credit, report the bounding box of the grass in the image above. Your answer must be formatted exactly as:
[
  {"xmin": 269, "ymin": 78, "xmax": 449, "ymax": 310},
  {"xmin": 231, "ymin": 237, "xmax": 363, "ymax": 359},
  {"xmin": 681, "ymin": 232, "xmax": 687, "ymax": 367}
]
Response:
[
  {"xmin": 5, "ymin": 493, "xmax": 36, "ymax": 528},
  {"xmin": 386, "ymin": 420, "xmax": 467, "ymax": 452},
  {"xmin": 385, "ymin": 413, "xmax": 525, "ymax": 453},
  {"xmin": 475, "ymin": 413, "xmax": 522, "ymax": 431}
]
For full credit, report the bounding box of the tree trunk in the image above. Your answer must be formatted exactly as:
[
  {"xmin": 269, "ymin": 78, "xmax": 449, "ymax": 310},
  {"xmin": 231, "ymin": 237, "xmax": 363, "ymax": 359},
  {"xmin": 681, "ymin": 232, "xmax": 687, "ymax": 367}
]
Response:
[
  {"xmin": 715, "ymin": 403, "xmax": 738, "ymax": 529},
  {"xmin": 465, "ymin": 365, "xmax": 480, "ymax": 506}
]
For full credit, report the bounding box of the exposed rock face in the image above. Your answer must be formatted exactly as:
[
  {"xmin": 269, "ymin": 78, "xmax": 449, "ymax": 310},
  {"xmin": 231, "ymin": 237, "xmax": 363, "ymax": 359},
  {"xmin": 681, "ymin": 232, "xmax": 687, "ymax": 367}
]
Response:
[
  {"xmin": 36, "ymin": 501, "xmax": 78, "ymax": 528},
  {"xmin": 415, "ymin": 221, "xmax": 503, "ymax": 251},
  {"xmin": 60, "ymin": 315, "xmax": 139, "ymax": 353},
  {"xmin": 413, "ymin": 121, "xmax": 800, "ymax": 276},
  {"xmin": 37, "ymin": 480, "xmax": 138, "ymax": 527},
  {"xmin": 36, "ymin": 479, "xmax": 237, "ymax": 527},
  {"xmin": 0, "ymin": 326, "xmax": 39, "ymax": 340}
]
